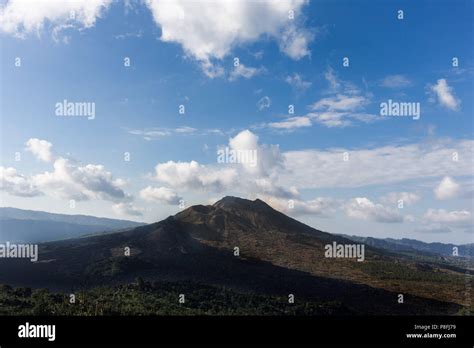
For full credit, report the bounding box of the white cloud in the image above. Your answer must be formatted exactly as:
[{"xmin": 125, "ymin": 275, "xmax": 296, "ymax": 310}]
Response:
[
  {"xmin": 380, "ymin": 75, "xmax": 412, "ymax": 88},
  {"xmin": 262, "ymin": 69, "xmax": 375, "ymax": 129},
  {"xmin": 2, "ymin": 139, "xmax": 152, "ymax": 220},
  {"xmin": 0, "ymin": 0, "xmax": 112, "ymax": 38},
  {"xmin": 278, "ymin": 25, "xmax": 313, "ymax": 60},
  {"xmin": 25, "ymin": 138, "xmax": 53, "ymax": 162},
  {"xmin": 0, "ymin": 166, "xmax": 42, "ymax": 197},
  {"xmin": 306, "ymin": 67, "xmax": 375, "ymax": 127},
  {"xmin": 292, "ymin": 197, "xmax": 340, "ymax": 216},
  {"xmin": 381, "ymin": 192, "xmax": 421, "ymax": 206},
  {"xmin": 149, "ymin": 130, "xmax": 291, "ymax": 200},
  {"xmin": 324, "ymin": 67, "xmax": 340, "ymax": 91},
  {"xmin": 31, "ymin": 158, "xmax": 127, "ymax": 202},
  {"xmin": 423, "ymin": 209, "xmax": 471, "ymax": 226},
  {"xmin": 112, "ymin": 202, "xmax": 143, "ymax": 217},
  {"xmin": 2, "ymin": 156, "xmax": 129, "ymax": 204},
  {"xmin": 138, "ymin": 130, "xmax": 472, "ymax": 232},
  {"xmin": 268, "ymin": 116, "xmax": 311, "ymax": 130},
  {"xmin": 256, "ymin": 96, "xmax": 271, "ymax": 110},
  {"xmin": 200, "ymin": 60, "xmax": 225, "ymax": 78},
  {"xmin": 254, "ymin": 178, "xmax": 299, "ymax": 199},
  {"xmin": 152, "ymin": 160, "xmax": 238, "ymax": 192},
  {"xmin": 139, "ymin": 186, "xmax": 181, "ymax": 205},
  {"xmin": 306, "ymin": 111, "xmax": 377, "ymax": 128},
  {"xmin": 280, "ymin": 139, "xmax": 473, "ymax": 189},
  {"xmin": 344, "ymin": 197, "xmax": 404, "ymax": 223},
  {"xmin": 428, "ymin": 79, "xmax": 460, "ymax": 111},
  {"xmin": 310, "ymin": 94, "xmax": 368, "ymax": 112},
  {"xmin": 264, "ymin": 196, "xmax": 340, "ymax": 217},
  {"xmin": 128, "ymin": 127, "xmax": 223, "ymax": 140},
  {"xmin": 305, "ymin": 111, "xmax": 350, "ymax": 128},
  {"xmin": 145, "ymin": 0, "xmax": 311, "ymax": 75},
  {"xmin": 417, "ymin": 208, "xmax": 472, "ymax": 234},
  {"xmin": 434, "ymin": 176, "xmax": 460, "ymax": 200},
  {"xmin": 229, "ymin": 63, "xmax": 264, "ymax": 81},
  {"xmin": 228, "ymin": 129, "xmax": 282, "ymax": 177},
  {"xmin": 285, "ymin": 73, "xmax": 312, "ymax": 90}
]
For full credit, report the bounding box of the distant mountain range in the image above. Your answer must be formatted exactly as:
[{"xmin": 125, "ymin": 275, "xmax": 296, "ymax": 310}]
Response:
[
  {"xmin": 0, "ymin": 197, "xmax": 471, "ymax": 315},
  {"xmin": 0, "ymin": 207, "xmax": 144, "ymax": 243},
  {"xmin": 339, "ymin": 234, "xmax": 473, "ymax": 258}
]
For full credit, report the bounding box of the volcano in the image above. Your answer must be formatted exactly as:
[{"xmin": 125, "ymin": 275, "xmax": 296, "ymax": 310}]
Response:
[{"xmin": 0, "ymin": 197, "xmax": 468, "ymax": 315}]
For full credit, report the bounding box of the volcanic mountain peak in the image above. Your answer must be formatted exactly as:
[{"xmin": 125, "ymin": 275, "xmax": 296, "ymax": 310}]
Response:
[
  {"xmin": 213, "ymin": 196, "xmax": 275, "ymax": 213},
  {"xmin": 174, "ymin": 196, "xmax": 333, "ymax": 245}
]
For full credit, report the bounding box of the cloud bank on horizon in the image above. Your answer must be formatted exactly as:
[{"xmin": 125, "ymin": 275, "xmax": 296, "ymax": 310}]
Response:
[{"xmin": 0, "ymin": 0, "xmax": 472, "ymax": 244}]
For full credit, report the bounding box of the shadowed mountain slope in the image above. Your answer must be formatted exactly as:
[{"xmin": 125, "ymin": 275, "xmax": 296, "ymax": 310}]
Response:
[{"xmin": 0, "ymin": 197, "xmax": 470, "ymax": 315}]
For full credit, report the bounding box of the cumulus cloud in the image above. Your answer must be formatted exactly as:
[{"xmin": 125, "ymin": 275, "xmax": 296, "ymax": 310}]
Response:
[
  {"xmin": 152, "ymin": 160, "xmax": 238, "ymax": 192},
  {"xmin": 2, "ymin": 137, "xmax": 129, "ymax": 204},
  {"xmin": 25, "ymin": 138, "xmax": 53, "ymax": 162},
  {"xmin": 434, "ymin": 176, "xmax": 460, "ymax": 200},
  {"xmin": 149, "ymin": 129, "xmax": 292, "ymax": 201},
  {"xmin": 263, "ymin": 196, "xmax": 340, "ymax": 217},
  {"xmin": 344, "ymin": 197, "xmax": 404, "ymax": 223},
  {"xmin": 145, "ymin": 132, "xmax": 472, "ymax": 223},
  {"xmin": 254, "ymin": 178, "xmax": 299, "ymax": 199},
  {"xmin": 31, "ymin": 158, "xmax": 127, "ymax": 201},
  {"xmin": 344, "ymin": 198, "xmax": 395, "ymax": 223},
  {"xmin": 423, "ymin": 209, "xmax": 471, "ymax": 226},
  {"xmin": 0, "ymin": 0, "xmax": 112, "ymax": 38},
  {"xmin": 144, "ymin": 0, "xmax": 312, "ymax": 76},
  {"xmin": 381, "ymin": 192, "xmax": 421, "ymax": 206},
  {"xmin": 256, "ymin": 96, "xmax": 271, "ymax": 110},
  {"xmin": 416, "ymin": 208, "xmax": 472, "ymax": 234},
  {"xmin": 428, "ymin": 79, "xmax": 460, "ymax": 111},
  {"xmin": 2, "ymin": 158, "xmax": 129, "ymax": 203},
  {"xmin": 380, "ymin": 74, "xmax": 412, "ymax": 88},
  {"xmin": 112, "ymin": 202, "xmax": 143, "ymax": 217},
  {"xmin": 139, "ymin": 186, "xmax": 182, "ymax": 205},
  {"xmin": 0, "ymin": 166, "xmax": 42, "ymax": 197},
  {"xmin": 228, "ymin": 129, "xmax": 282, "ymax": 177}
]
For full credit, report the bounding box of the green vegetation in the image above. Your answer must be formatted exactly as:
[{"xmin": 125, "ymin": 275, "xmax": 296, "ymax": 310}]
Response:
[
  {"xmin": 0, "ymin": 280, "xmax": 352, "ymax": 316},
  {"xmin": 358, "ymin": 260, "xmax": 466, "ymax": 284}
]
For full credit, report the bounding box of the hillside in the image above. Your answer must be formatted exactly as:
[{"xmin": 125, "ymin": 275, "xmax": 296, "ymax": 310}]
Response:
[
  {"xmin": 0, "ymin": 197, "xmax": 471, "ymax": 315},
  {"xmin": 340, "ymin": 234, "xmax": 473, "ymax": 258},
  {"xmin": 0, "ymin": 207, "xmax": 144, "ymax": 242}
]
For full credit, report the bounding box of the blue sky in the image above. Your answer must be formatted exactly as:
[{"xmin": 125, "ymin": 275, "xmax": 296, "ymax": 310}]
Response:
[{"xmin": 1, "ymin": 0, "xmax": 473, "ymax": 243}]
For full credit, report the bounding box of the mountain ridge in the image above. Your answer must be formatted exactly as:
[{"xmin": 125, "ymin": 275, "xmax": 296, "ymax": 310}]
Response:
[
  {"xmin": 0, "ymin": 197, "xmax": 471, "ymax": 315},
  {"xmin": 0, "ymin": 207, "xmax": 144, "ymax": 243}
]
